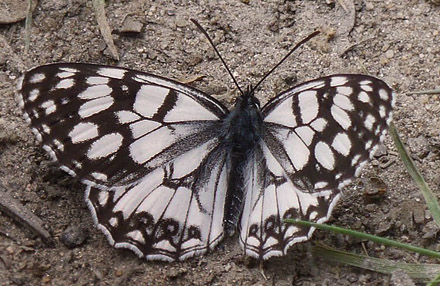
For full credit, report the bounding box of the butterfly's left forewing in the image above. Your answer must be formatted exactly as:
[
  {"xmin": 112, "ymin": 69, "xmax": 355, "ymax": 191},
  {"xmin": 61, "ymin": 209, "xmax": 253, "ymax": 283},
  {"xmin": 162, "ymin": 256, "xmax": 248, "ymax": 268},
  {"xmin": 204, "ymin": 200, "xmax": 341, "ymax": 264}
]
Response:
[
  {"xmin": 17, "ymin": 63, "xmax": 231, "ymax": 260},
  {"xmin": 240, "ymin": 75, "xmax": 395, "ymax": 259},
  {"xmin": 17, "ymin": 63, "xmax": 228, "ymax": 186}
]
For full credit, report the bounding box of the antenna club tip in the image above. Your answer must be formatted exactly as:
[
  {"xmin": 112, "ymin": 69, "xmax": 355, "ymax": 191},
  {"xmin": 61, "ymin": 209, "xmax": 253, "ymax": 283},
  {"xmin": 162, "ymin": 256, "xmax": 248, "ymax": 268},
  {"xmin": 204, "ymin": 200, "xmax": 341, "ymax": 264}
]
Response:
[{"xmin": 308, "ymin": 30, "xmax": 321, "ymax": 40}]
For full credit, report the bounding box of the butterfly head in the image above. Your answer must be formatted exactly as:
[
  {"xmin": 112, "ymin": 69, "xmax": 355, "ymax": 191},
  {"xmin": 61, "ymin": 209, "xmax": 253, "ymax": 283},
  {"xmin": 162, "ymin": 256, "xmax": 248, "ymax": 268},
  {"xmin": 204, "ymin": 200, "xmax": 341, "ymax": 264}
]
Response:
[
  {"xmin": 223, "ymin": 83, "xmax": 263, "ymax": 154},
  {"xmin": 239, "ymin": 84, "xmax": 260, "ymax": 110}
]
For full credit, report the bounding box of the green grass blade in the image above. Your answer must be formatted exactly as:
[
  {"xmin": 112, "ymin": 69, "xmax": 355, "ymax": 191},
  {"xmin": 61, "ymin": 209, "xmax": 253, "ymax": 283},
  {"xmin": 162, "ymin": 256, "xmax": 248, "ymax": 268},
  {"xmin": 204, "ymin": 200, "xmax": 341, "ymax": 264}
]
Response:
[
  {"xmin": 312, "ymin": 244, "xmax": 440, "ymax": 281},
  {"xmin": 285, "ymin": 219, "xmax": 440, "ymax": 260},
  {"xmin": 427, "ymin": 272, "xmax": 440, "ymax": 286},
  {"xmin": 389, "ymin": 122, "xmax": 440, "ymax": 226}
]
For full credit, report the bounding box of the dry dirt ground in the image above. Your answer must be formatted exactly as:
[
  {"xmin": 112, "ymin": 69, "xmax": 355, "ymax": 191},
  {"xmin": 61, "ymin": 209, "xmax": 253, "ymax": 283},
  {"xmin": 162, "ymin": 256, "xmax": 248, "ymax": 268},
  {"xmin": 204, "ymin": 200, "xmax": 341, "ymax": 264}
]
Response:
[{"xmin": 0, "ymin": 0, "xmax": 440, "ymax": 285}]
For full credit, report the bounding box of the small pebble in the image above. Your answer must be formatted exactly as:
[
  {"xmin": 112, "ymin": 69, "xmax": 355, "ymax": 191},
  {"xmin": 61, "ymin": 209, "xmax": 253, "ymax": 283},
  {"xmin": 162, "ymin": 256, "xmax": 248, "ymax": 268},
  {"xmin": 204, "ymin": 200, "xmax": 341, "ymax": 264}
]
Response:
[
  {"xmin": 379, "ymin": 56, "xmax": 389, "ymax": 65},
  {"xmin": 93, "ymin": 268, "xmax": 104, "ymax": 280},
  {"xmin": 365, "ymin": 2, "xmax": 374, "ymax": 10},
  {"xmin": 115, "ymin": 268, "xmax": 124, "ymax": 277},
  {"xmin": 363, "ymin": 177, "xmax": 387, "ymax": 200},
  {"xmin": 175, "ymin": 17, "xmax": 187, "ymax": 28},
  {"xmin": 0, "ymin": 0, "xmax": 37, "ymax": 24},
  {"xmin": 364, "ymin": 204, "xmax": 377, "ymax": 212},
  {"xmin": 375, "ymin": 220, "xmax": 392, "ymax": 235},
  {"xmin": 407, "ymin": 136, "xmax": 429, "ymax": 158},
  {"xmin": 41, "ymin": 275, "xmax": 51, "ymax": 284},
  {"xmin": 385, "ymin": 49, "xmax": 394, "ymax": 59},
  {"xmin": 167, "ymin": 267, "xmax": 187, "ymax": 280},
  {"xmin": 6, "ymin": 246, "xmax": 14, "ymax": 254},
  {"xmin": 120, "ymin": 17, "xmax": 143, "ymax": 34},
  {"xmin": 224, "ymin": 263, "xmax": 232, "ymax": 271},
  {"xmin": 373, "ymin": 143, "xmax": 388, "ymax": 157},
  {"xmin": 422, "ymin": 221, "xmax": 439, "ymax": 239},
  {"xmin": 412, "ymin": 208, "xmax": 425, "ymax": 224},
  {"xmin": 60, "ymin": 225, "xmax": 89, "ymax": 249}
]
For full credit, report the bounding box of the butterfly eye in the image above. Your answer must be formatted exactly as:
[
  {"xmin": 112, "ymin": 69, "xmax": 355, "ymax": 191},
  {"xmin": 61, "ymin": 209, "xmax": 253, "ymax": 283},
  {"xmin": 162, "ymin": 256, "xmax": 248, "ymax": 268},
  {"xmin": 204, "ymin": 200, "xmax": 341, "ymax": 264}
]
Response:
[{"xmin": 251, "ymin": 96, "xmax": 261, "ymax": 109}]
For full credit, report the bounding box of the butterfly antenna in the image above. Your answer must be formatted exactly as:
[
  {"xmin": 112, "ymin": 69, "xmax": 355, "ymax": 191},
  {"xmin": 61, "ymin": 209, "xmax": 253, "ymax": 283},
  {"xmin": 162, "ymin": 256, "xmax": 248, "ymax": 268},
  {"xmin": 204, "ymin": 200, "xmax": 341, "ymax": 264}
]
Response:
[
  {"xmin": 191, "ymin": 19, "xmax": 244, "ymax": 96},
  {"xmin": 251, "ymin": 30, "xmax": 320, "ymax": 93}
]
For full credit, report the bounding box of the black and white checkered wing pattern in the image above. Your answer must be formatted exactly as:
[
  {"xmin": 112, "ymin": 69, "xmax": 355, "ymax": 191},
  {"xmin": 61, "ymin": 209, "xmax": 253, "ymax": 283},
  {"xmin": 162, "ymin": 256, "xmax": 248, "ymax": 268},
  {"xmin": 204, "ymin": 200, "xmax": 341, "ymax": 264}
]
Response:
[
  {"xmin": 17, "ymin": 63, "xmax": 230, "ymax": 261},
  {"xmin": 239, "ymin": 75, "xmax": 395, "ymax": 259}
]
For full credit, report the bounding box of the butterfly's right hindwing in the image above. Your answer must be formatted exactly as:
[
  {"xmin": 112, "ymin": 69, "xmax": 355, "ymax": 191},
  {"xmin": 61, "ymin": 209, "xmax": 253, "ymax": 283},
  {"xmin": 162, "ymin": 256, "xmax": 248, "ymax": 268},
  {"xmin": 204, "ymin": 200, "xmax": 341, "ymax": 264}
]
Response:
[{"xmin": 238, "ymin": 141, "xmax": 341, "ymax": 259}]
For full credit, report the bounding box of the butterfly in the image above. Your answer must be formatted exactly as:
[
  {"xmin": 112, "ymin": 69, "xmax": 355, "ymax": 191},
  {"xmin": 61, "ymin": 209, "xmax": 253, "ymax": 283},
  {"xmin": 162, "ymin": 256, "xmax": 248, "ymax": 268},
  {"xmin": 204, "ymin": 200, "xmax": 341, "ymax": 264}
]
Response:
[{"xmin": 16, "ymin": 26, "xmax": 394, "ymax": 261}]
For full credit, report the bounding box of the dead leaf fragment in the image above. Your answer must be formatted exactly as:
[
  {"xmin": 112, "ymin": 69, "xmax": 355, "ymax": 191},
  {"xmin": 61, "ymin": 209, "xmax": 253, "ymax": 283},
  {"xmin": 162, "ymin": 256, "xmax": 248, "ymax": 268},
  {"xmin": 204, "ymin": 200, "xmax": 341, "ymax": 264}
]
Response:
[
  {"xmin": 179, "ymin": 74, "xmax": 205, "ymax": 84},
  {"xmin": 0, "ymin": 0, "xmax": 37, "ymax": 24}
]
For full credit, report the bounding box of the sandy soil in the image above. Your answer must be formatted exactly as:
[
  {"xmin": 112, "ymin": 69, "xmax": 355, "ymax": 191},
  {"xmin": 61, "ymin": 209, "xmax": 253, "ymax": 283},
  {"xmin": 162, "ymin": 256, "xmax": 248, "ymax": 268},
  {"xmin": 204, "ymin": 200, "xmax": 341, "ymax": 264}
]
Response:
[{"xmin": 1, "ymin": 0, "xmax": 440, "ymax": 285}]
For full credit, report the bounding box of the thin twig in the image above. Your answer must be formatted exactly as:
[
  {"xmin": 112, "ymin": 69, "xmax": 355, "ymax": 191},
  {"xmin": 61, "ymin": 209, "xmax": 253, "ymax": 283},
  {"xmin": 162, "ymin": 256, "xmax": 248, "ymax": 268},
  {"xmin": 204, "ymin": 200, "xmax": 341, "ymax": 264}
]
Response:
[
  {"xmin": 0, "ymin": 227, "xmax": 18, "ymax": 242},
  {"xmin": 92, "ymin": 0, "xmax": 119, "ymax": 60},
  {"xmin": 408, "ymin": 89, "xmax": 440, "ymax": 95},
  {"xmin": 0, "ymin": 183, "xmax": 54, "ymax": 246}
]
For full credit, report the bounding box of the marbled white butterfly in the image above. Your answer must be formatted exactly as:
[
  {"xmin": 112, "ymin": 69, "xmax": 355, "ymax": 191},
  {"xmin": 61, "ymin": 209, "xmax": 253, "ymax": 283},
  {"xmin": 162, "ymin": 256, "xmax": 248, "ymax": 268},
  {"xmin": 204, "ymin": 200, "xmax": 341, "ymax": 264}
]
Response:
[{"xmin": 16, "ymin": 23, "xmax": 394, "ymax": 261}]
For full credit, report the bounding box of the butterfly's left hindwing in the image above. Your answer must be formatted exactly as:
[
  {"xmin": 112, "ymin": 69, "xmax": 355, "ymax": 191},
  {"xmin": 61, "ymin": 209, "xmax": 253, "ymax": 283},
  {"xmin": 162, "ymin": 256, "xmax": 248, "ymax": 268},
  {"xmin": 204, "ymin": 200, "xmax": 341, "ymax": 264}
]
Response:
[
  {"xmin": 85, "ymin": 141, "xmax": 230, "ymax": 261},
  {"xmin": 239, "ymin": 75, "xmax": 394, "ymax": 259},
  {"xmin": 17, "ymin": 63, "xmax": 231, "ymax": 260}
]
